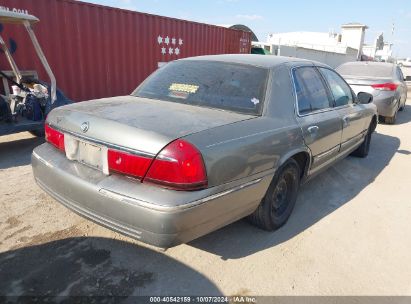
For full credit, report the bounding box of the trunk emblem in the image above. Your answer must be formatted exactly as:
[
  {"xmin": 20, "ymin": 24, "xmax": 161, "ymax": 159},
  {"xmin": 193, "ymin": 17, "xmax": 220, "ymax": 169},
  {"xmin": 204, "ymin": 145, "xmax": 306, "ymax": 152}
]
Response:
[{"xmin": 80, "ymin": 122, "xmax": 89, "ymax": 133}]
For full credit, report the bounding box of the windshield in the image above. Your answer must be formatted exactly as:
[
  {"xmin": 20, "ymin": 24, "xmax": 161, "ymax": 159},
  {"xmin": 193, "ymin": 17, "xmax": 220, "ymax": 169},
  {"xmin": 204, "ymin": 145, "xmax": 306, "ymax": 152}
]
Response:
[
  {"xmin": 133, "ymin": 60, "xmax": 269, "ymax": 115},
  {"xmin": 336, "ymin": 63, "xmax": 394, "ymax": 78}
]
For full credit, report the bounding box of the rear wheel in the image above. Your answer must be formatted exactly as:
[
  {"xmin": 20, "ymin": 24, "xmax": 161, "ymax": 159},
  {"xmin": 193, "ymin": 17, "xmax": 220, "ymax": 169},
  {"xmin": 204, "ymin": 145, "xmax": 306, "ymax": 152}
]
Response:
[
  {"xmin": 399, "ymin": 98, "xmax": 405, "ymax": 111},
  {"xmin": 384, "ymin": 107, "xmax": 398, "ymax": 124},
  {"xmin": 248, "ymin": 159, "xmax": 300, "ymax": 231},
  {"xmin": 352, "ymin": 130, "xmax": 371, "ymax": 158},
  {"xmin": 352, "ymin": 120, "xmax": 375, "ymax": 158}
]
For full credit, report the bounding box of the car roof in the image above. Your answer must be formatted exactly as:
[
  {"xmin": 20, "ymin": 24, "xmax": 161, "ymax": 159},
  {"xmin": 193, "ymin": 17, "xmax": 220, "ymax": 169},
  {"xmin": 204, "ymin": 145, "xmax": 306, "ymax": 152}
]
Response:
[{"xmin": 179, "ymin": 54, "xmax": 327, "ymax": 69}]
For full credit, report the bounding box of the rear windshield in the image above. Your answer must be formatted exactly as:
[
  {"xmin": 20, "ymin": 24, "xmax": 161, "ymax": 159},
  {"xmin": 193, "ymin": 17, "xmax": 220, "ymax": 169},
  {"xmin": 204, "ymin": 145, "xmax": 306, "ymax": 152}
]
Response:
[
  {"xmin": 133, "ymin": 60, "xmax": 269, "ymax": 115},
  {"xmin": 336, "ymin": 63, "xmax": 394, "ymax": 78}
]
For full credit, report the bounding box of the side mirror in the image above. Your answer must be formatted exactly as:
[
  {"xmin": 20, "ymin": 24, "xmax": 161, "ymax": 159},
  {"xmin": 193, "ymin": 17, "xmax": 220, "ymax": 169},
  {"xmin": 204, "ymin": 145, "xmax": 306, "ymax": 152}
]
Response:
[{"xmin": 357, "ymin": 92, "xmax": 373, "ymax": 104}]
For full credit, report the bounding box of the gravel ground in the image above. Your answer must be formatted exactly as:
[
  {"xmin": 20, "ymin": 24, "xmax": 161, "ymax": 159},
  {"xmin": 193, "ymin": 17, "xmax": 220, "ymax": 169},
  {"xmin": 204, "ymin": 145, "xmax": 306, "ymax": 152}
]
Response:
[{"xmin": 1, "ymin": 101, "xmax": 410, "ymax": 298}]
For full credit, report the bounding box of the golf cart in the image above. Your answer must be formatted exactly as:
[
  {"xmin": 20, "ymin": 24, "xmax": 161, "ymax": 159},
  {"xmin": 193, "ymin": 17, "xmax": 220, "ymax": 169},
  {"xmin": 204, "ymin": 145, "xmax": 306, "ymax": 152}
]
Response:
[{"xmin": 0, "ymin": 10, "xmax": 71, "ymax": 137}]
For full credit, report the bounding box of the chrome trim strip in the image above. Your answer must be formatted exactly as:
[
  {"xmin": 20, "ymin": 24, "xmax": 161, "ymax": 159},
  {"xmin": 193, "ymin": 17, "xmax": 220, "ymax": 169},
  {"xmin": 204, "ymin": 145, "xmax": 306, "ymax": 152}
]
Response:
[
  {"xmin": 32, "ymin": 151, "xmax": 54, "ymax": 168},
  {"xmin": 32, "ymin": 150, "xmax": 40, "ymax": 159},
  {"xmin": 206, "ymin": 126, "xmax": 291, "ymax": 148},
  {"xmin": 313, "ymin": 145, "xmax": 340, "ymax": 162},
  {"xmin": 156, "ymin": 154, "xmax": 178, "ymax": 162},
  {"xmin": 99, "ymin": 178, "xmax": 263, "ymax": 212},
  {"xmin": 48, "ymin": 124, "xmax": 156, "ymax": 158},
  {"xmin": 341, "ymin": 132, "xmax": 365, "ymax": 149}
]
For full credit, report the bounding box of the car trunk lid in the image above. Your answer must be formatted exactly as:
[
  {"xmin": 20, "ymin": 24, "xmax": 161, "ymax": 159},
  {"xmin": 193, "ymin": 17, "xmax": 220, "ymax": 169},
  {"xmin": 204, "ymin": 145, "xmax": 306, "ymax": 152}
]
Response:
[
  {"xmin": 343, "ymin": 76, "xmax": 393, "ymax": 96},
  {"xmin": 46, "ymin": 95, "xmax": 255, "ymax": 156}
]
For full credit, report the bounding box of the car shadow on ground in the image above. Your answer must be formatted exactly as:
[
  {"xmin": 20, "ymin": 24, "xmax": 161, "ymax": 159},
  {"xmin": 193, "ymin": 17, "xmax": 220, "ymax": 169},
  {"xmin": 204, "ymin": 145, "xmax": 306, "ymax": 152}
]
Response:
[
  {"xmin": 189, "ymin": 131, "xmax": 401, "ymax": 259},
  {"xmin": 0, "ymin": 237, "xmax": 221, "ymax": 298},
  {"xmin": 0, "ymin": 136, "xmax": 44, "ymax": 170},
  {"xmin": 394, "ymin": 104, "xmax": 411, "ymax": 125}
]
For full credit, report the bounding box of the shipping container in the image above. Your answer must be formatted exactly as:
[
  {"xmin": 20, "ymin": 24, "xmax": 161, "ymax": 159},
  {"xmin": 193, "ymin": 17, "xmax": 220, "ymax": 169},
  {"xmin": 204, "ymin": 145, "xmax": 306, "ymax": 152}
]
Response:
[{"xmin": 0, "ymin": 0, "xmax": 251, "ymax": 101}]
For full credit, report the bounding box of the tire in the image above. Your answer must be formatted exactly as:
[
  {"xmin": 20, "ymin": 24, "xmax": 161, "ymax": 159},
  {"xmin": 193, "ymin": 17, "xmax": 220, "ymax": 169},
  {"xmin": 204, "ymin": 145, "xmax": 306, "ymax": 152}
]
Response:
[
  {"xmin": 248, "ymin": 158, "xmax": 300, "ymax": 231},
  {"xmin": 351, "ymin": 128, "xmax": 372, "ymax": 158},
  {"xmin": 384, "ymin": 104, "xmax": 399, "ymax": 124},
  {"xmin": 399, "ymin": 98, "xmax": 405, "ymax": 111},
  {"xmin": 384, "ymin": 112, "xmax": 396, "ymax": 124},
  {"xmin": 29, "ymin": 129, "xmax": 45, "ymax": 137}
]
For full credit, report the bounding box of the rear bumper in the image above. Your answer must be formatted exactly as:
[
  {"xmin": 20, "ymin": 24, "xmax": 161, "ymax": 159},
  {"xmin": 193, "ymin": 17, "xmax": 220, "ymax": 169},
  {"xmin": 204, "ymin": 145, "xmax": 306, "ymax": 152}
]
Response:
[
  {"xmin": 374, "ymin": 95, "xmax": 398, "ymax": 117},
  {"xmin": 32, "ymin": 143, "xmax": 270, "ymax": 248}
]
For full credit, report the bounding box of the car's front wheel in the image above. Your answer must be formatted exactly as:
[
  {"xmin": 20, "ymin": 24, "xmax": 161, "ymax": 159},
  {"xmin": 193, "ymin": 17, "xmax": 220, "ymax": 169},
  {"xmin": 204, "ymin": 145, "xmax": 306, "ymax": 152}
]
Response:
[{"xmin": 248, "ymin": 158, "xmax": 300, "ymax": 231}]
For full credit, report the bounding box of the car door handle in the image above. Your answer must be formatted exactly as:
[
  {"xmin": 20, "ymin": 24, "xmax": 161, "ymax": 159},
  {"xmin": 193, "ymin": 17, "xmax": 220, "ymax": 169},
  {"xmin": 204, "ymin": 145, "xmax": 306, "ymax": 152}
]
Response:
[
  {"xmin": 342, "ymin": 116, "xmax": 350, "ymax": 127},
  {"xmin": 307, "ymin": 125, "xmax": 319, "ymax": 133}
]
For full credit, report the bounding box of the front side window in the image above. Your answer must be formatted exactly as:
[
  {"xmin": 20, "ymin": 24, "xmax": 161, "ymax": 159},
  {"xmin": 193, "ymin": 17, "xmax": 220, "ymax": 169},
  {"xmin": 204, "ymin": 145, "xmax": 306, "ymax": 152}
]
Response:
[
  {"xmin": 293, "ymin": 67, "xmax": 332, "ymax": 115},
  {"xmin": 319, "ymin": 68, "xmax": 353, "ymax": 107},
  {"xmin": 133, "ymin": 60, "xmax": 269, "ymax": 115}
]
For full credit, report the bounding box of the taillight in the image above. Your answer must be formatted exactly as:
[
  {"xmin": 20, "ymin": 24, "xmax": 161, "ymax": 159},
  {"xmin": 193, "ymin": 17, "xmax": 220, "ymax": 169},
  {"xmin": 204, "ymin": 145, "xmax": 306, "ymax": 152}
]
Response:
[
  {"xmin": 144, "ymin": 139, "xmax": 208, "ymax": 190},
  {"xmin": 371, "ymin": 83, "xmax": 398, "ymax": 91},
  {"xmin": 108, "ymin": 149, "xmax": 152, "ymax": 179},
  {"xmin": 45, "ymin": 124, "xmax": 65, "ymax": 151}
]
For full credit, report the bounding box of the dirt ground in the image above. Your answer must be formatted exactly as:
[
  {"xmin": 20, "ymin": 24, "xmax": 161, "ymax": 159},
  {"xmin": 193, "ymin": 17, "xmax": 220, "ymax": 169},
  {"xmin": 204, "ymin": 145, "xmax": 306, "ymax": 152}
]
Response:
[{"xmin": 1, "ymin": 101, "xmax": 411, "ymax": 298}]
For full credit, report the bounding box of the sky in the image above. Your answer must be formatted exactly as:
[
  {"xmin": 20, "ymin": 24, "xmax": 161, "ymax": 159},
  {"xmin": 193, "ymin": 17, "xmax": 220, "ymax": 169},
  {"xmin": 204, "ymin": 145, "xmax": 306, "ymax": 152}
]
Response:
[{"xmin": 84, "ymin": 0, "xmax": 411, "ymax": 58}]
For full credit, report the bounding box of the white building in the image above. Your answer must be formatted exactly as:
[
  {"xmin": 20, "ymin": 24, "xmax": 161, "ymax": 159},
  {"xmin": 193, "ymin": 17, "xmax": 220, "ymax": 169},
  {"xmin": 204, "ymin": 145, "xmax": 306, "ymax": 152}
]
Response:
[
  {"xmin": 376, "ymin": 44, "xmax": 393, "ymax": 62},
  {"xmin": 340, "ymin": 23, "xmax": 368, "ymax": 57},
  {"xmin": 262, "ymin": 23, "xmax": 400, "ymax": 67},
  {"xmin": 362, "ymin": 33, "xmax": 393, "ymax": 62},
  {"xmin": 267, "ymin": 31, "xmax": 348, "ymax": 55},
  {"xmin": 267, "ymin": 23, "xmax": 368, "ymax": 60}
]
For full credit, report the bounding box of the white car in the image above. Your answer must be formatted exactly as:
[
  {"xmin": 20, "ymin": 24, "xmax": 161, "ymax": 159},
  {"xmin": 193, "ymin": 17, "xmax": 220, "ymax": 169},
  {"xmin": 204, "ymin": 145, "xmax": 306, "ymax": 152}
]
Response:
[{"xmin": 398, "ymin": 58, "xmax": 411, "ymax": 67}]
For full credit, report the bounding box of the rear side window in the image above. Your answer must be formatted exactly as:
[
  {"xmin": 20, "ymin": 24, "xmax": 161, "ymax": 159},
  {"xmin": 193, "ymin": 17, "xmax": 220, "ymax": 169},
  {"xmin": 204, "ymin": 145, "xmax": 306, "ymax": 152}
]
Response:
[
  {"xmin": 292, "ymin": 67, "xmax": 332, "ymax": 115},
  {"xmin": 319, "ymin": 68, "xmax": 353, "ymax": 107},
  {"xmin": 337, "ymin": 63, "xmax": 394, "ymax": 78},
  {"xmin": 396, "ymin": 67, "xmax": 404, "ymax": 81},
  {"xmin": 133, "ymin": 60, "xmax": 268, "ymax": 115}
]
